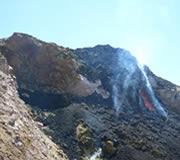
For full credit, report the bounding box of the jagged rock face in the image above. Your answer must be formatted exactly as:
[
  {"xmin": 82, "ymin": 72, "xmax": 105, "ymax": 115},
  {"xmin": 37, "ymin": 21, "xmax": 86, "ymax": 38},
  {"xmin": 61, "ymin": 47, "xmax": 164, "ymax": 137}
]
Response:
[
  {"xmin": 0, "ymin": 53, "xmax": 9, "ymax": 74},
  {"xmin": 1, "ymin": 33, "xmax": 180, "ymax": 114},
  {"xmin": 0, "ymin": 33, "xmax": 109, "ymax": 100},
  {"xmin": 1, "ymin": 33, "xmax": 80, "ymax": 93},
  {"xmin": 1, "ymin": 33, "xmax": 180, "ymax": 160},
  {"xmin": 75, "ymin": 46, "xmax": 180, "ymax": 116},
  {"xmin": 0, "ymin": 57, "xmax": 68, "ymax": 159},
  {"xmin": 147, "ymin": 70, "xmax": 180, "ymax": 114},
  {"xmin": 75, "ymin": 47, "xmax": 168, "ymax": 118}
]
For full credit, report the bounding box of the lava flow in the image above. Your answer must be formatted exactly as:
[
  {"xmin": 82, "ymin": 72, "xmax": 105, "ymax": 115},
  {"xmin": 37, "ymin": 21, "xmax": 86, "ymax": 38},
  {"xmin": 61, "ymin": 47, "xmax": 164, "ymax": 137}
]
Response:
[{"xmin": 141, "ymin": 90, "xmax": 155, "ymax": 111}]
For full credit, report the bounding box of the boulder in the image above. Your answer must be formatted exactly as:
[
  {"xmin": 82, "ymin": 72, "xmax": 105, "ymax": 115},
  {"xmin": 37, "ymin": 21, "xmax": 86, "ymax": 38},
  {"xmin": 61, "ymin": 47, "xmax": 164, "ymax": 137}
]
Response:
[
  {"xmin": 102, "ymin": 140, "xmax": 117, "ymax": 158},
  {"xmin": 76, "ymin": 120, "xmax": 96, "ymax": 155},
  {"xmin": 0, "ymin": 33, "xmax": 109, "ymax": 99}
]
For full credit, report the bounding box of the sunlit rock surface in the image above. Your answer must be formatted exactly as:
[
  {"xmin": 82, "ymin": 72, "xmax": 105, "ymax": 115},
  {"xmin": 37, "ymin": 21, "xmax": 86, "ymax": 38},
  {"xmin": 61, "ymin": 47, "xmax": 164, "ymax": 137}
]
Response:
[
  {"xmin": 147, "ymin": 69, "xmax": 180, "ymax": 114},
  {"xmin": 0, "ymin": 33, "xmax": 108, "ymax": 99},
  {"xmin": 0, "ymin": 53, "xmax": 9, "ymax": 74}
]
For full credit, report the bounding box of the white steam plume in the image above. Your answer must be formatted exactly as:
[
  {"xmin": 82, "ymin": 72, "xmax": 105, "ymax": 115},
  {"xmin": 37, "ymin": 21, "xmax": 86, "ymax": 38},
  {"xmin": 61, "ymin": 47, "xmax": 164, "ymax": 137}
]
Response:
[
  {"xmin": 138, "ymin": 63, "xmax": 168, "ymax": 118},
  {"xmin": 111, "ymin": 48, "xmax": 168, "ymax": 118},
  {"xmin": 89, "ymin": 148, "xmax": 102, "ymax": 160}
]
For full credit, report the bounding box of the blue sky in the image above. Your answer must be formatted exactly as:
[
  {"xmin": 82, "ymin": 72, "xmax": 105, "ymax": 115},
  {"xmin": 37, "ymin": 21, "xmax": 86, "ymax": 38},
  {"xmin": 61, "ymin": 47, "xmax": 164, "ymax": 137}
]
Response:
[{"xmin": 1, "ymin": 0, "xmax": 180, "ymax": 85}]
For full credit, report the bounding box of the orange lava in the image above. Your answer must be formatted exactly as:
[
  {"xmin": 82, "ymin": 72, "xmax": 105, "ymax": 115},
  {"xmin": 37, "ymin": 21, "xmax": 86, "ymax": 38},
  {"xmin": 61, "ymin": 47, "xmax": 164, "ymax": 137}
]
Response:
[{"xmin": 141, "ymin": 90, "xmax": 155, "ymax": 111}]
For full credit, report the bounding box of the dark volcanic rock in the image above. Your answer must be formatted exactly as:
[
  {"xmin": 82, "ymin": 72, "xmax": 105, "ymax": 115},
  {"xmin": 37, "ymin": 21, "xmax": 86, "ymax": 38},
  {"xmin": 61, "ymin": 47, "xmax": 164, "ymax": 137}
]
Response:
[
  {"xmin": 112, "ymin": 146, "xmax": 156, "ymax": 160},
  {"xmin": 31, "ymin": 102, "xmax": 180, "ymax": 160}
]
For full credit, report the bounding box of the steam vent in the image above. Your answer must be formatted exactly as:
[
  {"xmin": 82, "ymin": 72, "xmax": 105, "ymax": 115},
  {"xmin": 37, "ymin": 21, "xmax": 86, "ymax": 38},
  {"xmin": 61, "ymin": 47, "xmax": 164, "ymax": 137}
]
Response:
[{"xmin": 0, "ymin": 33, "xmax": 180, "ymax": 160}]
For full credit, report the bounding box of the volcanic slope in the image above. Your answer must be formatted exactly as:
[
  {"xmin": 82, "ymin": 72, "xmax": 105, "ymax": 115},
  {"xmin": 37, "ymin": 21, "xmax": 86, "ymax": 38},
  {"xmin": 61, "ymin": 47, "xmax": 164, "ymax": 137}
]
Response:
[{"xmin": 0, "ymin": 33, "xmax": 180, "ymax": 160}]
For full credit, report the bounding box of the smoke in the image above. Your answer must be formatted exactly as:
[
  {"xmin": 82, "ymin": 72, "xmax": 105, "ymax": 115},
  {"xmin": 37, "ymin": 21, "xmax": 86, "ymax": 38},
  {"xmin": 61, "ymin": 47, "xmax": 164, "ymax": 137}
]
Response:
[
  {"xmin": 112, "ymin": 84, "xmax": 121, "ymax": 112},
  {"xmin": 138, "ymin": 63, "xmax": 168, "ymax": 118},
  {"xmin": 111, "ymin": 49, "xmax": 167, "ymax": 118},
  {"xmin": 89, "ymin": 148, "xmax": 102, "ymax": 160},
  {"xmin": 111, "ymin": 49, "xmax": 142, "ymax": 112}
]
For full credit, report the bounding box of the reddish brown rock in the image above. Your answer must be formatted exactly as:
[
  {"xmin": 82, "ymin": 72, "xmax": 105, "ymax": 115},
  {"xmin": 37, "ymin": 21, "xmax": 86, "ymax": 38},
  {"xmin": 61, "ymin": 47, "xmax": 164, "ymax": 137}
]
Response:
[
  {"xmin": 0, "ymin": 33, "xmax": 109, "ymax": 98},
  {"xmin": 148, "ymin": 70, "xmax": 180, "ymax": 114}
]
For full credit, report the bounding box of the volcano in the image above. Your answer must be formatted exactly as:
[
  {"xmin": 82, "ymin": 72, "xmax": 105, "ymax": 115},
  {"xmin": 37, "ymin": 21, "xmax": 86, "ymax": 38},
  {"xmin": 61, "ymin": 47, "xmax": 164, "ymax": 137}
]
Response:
[
  {"xmin": 0, "ymin": 33, "xmax": 180, "ymax": 160},
  {"xmin": 110, "ymin": 50, "xmax": 166, "ymax": 118}
]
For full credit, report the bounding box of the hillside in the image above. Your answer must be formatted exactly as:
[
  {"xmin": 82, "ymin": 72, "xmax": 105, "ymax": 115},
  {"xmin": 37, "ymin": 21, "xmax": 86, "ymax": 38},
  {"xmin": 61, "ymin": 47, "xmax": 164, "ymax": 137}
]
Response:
[{"xmin": 0, "ymin": 33, "xmax": 180, "ymax": 160}]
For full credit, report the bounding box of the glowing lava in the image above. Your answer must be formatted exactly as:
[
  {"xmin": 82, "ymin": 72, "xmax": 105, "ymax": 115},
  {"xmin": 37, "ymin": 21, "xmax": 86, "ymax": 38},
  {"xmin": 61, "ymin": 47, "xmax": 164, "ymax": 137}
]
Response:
[{"xmin": 141, "ymin": 90, "xmax": 155, "ymax": 111}]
